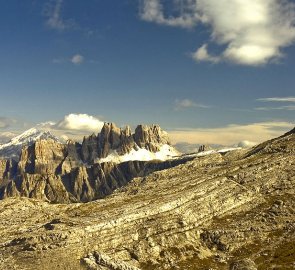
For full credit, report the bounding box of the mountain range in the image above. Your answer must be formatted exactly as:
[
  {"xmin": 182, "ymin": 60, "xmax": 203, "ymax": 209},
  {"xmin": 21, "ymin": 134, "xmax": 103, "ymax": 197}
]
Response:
[{"xmin": 0, "ymin": 122, "xmax": 254, "ymax": 203}]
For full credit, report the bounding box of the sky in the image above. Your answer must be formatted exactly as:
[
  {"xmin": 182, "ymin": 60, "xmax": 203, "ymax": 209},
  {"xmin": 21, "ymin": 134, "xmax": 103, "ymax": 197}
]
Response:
[{"xmin": 0, "ymin": 0, "xmax": 294, "ymax": 145}]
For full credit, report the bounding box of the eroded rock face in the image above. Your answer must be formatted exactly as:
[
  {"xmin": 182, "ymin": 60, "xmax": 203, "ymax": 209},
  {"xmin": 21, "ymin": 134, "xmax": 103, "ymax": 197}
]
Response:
[{"xmin": 0, "ymin": 130, "xmax": 294, "ymax": 270}]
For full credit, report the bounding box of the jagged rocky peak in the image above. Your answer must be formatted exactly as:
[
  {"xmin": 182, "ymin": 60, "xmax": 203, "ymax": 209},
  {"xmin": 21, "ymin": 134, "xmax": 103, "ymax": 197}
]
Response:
[
  {"xmin": 99, "ymin": 122, "xmax": 134, "ymax": 149},
  {"xmin": 134, "ymin": 124, "xmax": 170, "ymax": 151},
  {"xmin": 99, "ymin": 122, "xmax": 122, "ymax": 150}
]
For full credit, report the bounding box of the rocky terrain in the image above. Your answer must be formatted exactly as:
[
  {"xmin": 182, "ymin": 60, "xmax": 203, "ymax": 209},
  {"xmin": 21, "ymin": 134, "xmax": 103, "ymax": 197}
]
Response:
[{"xmin": 0, "ymin": 127, "xmax": 294, "ymax": 270}]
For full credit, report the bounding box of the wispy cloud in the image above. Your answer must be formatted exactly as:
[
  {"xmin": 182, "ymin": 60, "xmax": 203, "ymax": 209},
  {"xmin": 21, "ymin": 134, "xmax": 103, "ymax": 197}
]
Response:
[
  {"xmin": 255, "ymin": 96, "xmax": 295, "ymax": 111},
  {"xmin": 169, "ymin": 121, "xmax": 294, "ymax": 145},
  {"xmin": 175, "ymin": 99, "xmax": 210, "ymax": 110},
  {"xmin": 140, "ymin": 0, "xmax": 295, "ymax": 66},
  {"xmin": 256, "ymin": 106, "xmax": 295, "ymax": 111},
  {"xmin": 52, "ymin": 58, "xmax": 66, "ymax": 64},
  {"xmin": 257, "ymin": 97, "xmax": 295, "ymax": 103},
  {"xmin": 45, "ymin": 0, "xmax": 74, "ymax": 31}
]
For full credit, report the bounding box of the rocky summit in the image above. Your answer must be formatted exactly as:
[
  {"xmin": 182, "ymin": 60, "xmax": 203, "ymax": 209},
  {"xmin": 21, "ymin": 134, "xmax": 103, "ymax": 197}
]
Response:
[{"xmin": 0, "ymin": 127, "xmax": 294, "ymax": 270}]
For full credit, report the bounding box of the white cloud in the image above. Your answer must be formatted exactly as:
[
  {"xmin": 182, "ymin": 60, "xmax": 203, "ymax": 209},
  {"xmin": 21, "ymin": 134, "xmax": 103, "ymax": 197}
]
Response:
[
  {"xmin": 71, "ymin": 54, "xmax": 84, "ymax": 65},
  {"xmin": 257, "ymin": 97, "xmax": 295, "ymax": 103},
  {"xmin": 169, "ymin": 121, "xmax": 294, "ymax": 145},
  {"xmin": 192, "ymin": 43, "xmax": 220, "ymax": 63},
  {"xmin": 140, "ymin": 0, "xmax": 295, "ymax": 66},
  {"xmin": 140, "ymin": 0, "xmax": 199, "ymax": 28},
  {"xmin": 54, "ymin": 114, "xmax": 104, "ymax": 132},
  {"xmin": 175, "ymin": 99, "xmax": 210, "ymax": 110}
]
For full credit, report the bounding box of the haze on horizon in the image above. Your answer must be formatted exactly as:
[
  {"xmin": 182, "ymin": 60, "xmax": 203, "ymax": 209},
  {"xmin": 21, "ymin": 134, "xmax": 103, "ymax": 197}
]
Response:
[{"xmin": 0, "ymin": 0, "xmax": 294, "ymax": 146}]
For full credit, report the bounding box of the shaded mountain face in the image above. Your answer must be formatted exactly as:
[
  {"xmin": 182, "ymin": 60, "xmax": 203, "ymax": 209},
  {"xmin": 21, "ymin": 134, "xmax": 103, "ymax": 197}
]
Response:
[
  {"xmin": 0, "ymin": 127, "xmax": 294, "ymax": 270},
  {"xmin": 0, "ymin": 123, "xmax": 183, "ymax": 203}
]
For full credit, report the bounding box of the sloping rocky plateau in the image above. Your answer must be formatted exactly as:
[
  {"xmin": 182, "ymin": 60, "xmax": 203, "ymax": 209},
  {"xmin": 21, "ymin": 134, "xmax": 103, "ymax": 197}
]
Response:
[
  {"xmin": 0, "ymin": 127, "xmax": 294, "ymax": 270},
  {"xmin": 0, "ymin": 123, "xmax": 182, "ymax": 203}
]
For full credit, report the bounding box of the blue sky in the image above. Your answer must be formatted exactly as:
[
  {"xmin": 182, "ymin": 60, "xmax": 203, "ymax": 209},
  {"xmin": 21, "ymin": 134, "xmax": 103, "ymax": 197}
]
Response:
[{"xmin": 0, "ymin": 0, "xmax": 294, "ymax": 145}]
